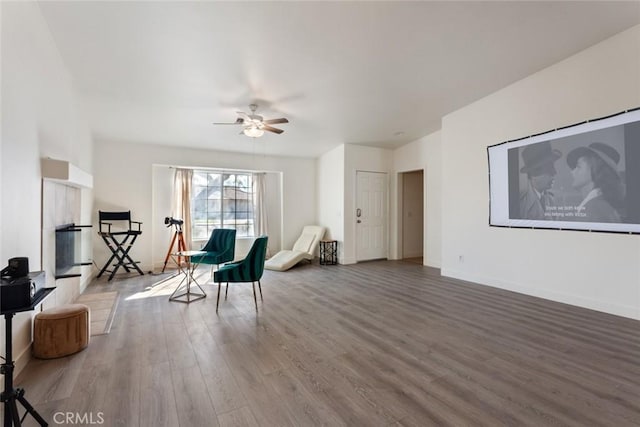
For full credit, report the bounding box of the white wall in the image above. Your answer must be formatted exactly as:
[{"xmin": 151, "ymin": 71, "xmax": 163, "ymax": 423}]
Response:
[
  {"xmin": 441, "ymin": 25, "xmax": 640, "ymax": 319},
  {"xmin": 392, "ymin": 131, "xmax": 442, "ymax": 267},
  {"xmin": 317, "ymin": 144, "xmax": 394, "ymax": 264},
  {"xmin": 0, "ymin": 0, "xmax": 3, "ymax": 272},
  {"xmin": 317, "ymin": 145, "xmax": 345, "ymax": 260},
  {"xmin": 1, "ymin": 2, "xmax": 93, "ymax": 372},
  {"xmin": 343, "ymin": 144, "xmax": 393, "ymax": 264},
  {"xmin": 94, "ymin": 140, "xmax": 315, "ymax": 272},
  {"xmin": 151, "ymin": 165, "xmax": 174, "ymax": 269}
]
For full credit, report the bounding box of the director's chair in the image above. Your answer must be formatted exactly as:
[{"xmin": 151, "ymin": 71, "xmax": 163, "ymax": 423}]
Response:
[{"xmin": 97, "ymin": 211, "xmax": 144, "ymax": 281}]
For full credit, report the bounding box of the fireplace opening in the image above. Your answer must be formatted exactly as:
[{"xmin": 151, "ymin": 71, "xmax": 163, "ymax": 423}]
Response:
[{"xmin": 55, "ymin": 223, "xmax": 92, "ymax": 279}]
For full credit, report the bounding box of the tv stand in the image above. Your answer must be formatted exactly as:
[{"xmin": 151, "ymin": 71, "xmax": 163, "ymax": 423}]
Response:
[{"xmin": 1, "ymin": 288, "xmax": 54, "ymax": 426}]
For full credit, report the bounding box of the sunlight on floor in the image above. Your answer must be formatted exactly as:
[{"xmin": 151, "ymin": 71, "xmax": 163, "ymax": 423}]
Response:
[
  {"xmin": 125, "ymin": 269, "xmax": 213, "ymax": 301},
  {"xmin": 124, "ymin": 272, "xmax": 181, "ymax": 301}
]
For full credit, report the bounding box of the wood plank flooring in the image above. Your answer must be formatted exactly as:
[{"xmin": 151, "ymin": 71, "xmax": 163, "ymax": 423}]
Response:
[{"xmin": 10, "ymin": 260, "xmax": 640, "ymax": 426}]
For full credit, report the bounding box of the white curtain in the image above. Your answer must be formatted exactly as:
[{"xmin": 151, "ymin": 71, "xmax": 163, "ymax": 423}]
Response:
[
  {"xmin": 172, "ymin": 168, "xmax": 193, "ymax": 250},
  {"xmin": 253, "ymin": 172, "xmax": 269, "ymax": 254}
]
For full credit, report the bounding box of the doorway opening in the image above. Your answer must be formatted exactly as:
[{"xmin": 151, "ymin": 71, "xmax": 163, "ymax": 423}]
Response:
[{"xmin": 401, "ymin": 170, "xmax": 424, "ymax": 264}]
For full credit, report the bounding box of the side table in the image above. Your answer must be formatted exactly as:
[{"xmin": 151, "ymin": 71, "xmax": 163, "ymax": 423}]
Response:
[
  {"xmin": 319, "ymin": 240, "xmax": 338, "ymax": 265},
  {"xmin": 169, "ymin": 250, "xmax": 207, "ymax": 303}
]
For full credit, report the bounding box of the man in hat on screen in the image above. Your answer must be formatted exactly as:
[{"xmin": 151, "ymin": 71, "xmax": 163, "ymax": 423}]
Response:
[{"xmin": 519, "ymin": 141, "xmax": 562, "ymax": 220}]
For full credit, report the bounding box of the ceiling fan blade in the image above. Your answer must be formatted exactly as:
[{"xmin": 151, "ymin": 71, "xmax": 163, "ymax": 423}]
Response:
[
  {"xmin": 213, "ymin": 118, "xmax": 244, "ymax": 125},
  {"xmin": 237, "ymin": 112, "xmax": 250, "ymax": 121},
  {"xmin": 262, "ymin": 125, "xmax": 284, "ymax": 134},
  {"xmin": 263, "ymin": 118, "xmax": 289, "ymax": 125}
]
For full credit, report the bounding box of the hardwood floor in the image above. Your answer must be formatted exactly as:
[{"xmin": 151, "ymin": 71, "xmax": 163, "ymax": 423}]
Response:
[{"xmin": 10, "ymin": 260, "xmax": 640, "ymax": 426}]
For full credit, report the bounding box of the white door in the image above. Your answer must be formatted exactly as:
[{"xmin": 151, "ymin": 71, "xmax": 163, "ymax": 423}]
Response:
[{"xmin": 356, "ymin": 171, "xmax": 388, "ymax": 261}]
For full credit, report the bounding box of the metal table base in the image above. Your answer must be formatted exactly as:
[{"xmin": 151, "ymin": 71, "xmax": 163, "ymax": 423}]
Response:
[{"xmin": 169, "ymin": 250, "xmax": 207, "ymax": 304}]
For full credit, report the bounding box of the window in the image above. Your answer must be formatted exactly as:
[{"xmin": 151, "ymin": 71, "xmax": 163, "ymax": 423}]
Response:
[{"xmin": 191, "ymin": 171, "xmax": 254, "ymax": 239}]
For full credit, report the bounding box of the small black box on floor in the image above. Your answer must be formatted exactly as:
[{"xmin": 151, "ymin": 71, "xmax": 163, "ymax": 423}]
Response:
[{"xmin": 1, "ymin": 271, "xmax": 46, "ymax": 312}]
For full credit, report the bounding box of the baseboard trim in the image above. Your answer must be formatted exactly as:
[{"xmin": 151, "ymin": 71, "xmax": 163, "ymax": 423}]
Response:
[
  {"xmin": 15, "ymin": 343, "xmax": 33, "ymax": 376},
  {"xmin": 441, "ymin": 267, "xmax": 638, "ymax": 320}
]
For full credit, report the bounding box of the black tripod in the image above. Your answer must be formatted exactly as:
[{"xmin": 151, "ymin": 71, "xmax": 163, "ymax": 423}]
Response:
[{"xmin": 1, "ymin": 312, "xmax": 48, "ymax": 426}]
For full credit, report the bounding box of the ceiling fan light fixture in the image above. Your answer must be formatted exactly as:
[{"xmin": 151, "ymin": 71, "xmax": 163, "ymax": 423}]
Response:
[
  {"xmin": 214, "ymin": 104, "xmax": 287, "ymax": 137},
  {"xmin": 243, "ymin": 127, "xmax": 264, "ymax": 138}
]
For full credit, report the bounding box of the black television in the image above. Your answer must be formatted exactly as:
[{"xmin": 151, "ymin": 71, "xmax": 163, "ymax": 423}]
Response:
[{"xmin": 488, "ymin": 108, "xmax": 640, "ymax": 234}]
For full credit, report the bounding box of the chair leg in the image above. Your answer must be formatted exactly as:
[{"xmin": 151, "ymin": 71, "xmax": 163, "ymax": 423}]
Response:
[
  {"xmin": 252, "ymin": 282, "xmax": 258, "ymax": 310},
  {"xmin": 216, "ymin": 282, "xmax": 221, "ymax": 313},
  {"xmin": 225, "ymin": 283, "xmax": 229, "ymax": 300},
  {"xmin": 257, "ymin": 280, "xmax": 263, "ymax": 300}
]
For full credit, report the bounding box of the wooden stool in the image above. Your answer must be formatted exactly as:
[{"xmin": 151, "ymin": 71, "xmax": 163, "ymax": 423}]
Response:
[{"xmin": 33, "ymin": 304, "xmax": 90, "ymax": 359}]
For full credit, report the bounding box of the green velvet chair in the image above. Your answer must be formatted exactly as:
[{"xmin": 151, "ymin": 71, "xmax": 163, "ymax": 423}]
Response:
[
  {"xmin": 213, "ymin": 236, "xmax": 268, "ymax": 312},
  {"xmin": 191, "ymin": 228, "xmax": 236, "ymax": 279}
]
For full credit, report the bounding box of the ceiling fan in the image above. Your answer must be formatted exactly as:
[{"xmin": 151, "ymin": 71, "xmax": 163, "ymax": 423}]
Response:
[{"xmin": 214, "ymin": 104, "xmax": 289, "ymax": 138}]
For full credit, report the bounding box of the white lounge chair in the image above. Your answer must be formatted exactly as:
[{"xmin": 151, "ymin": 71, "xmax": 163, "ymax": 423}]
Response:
[{"xmin": 264, "ymin": 225, "xmax": 326, "ymax": 271}]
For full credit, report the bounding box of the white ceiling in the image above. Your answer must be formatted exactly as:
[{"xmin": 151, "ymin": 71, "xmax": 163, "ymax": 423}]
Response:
[{"xmin": 38, "ymin": 1, "xmax": 640, "ymax": 158}]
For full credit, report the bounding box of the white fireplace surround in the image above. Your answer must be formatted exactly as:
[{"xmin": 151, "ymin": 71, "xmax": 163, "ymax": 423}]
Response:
[{"xmin": 41, "ymin": 158, "xmax": 94, "ymax": 301}]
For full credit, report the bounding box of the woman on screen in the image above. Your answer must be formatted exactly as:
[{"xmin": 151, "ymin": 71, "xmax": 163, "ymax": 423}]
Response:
[{"xmin": 567, "ymin": 142, "xmax": 624, "ymax": 223}]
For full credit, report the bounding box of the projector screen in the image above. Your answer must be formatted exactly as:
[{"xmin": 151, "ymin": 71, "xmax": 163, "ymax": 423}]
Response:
[{"xmin": 488, "ymin": 108, "xmax": 640, "ymax": 234}]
